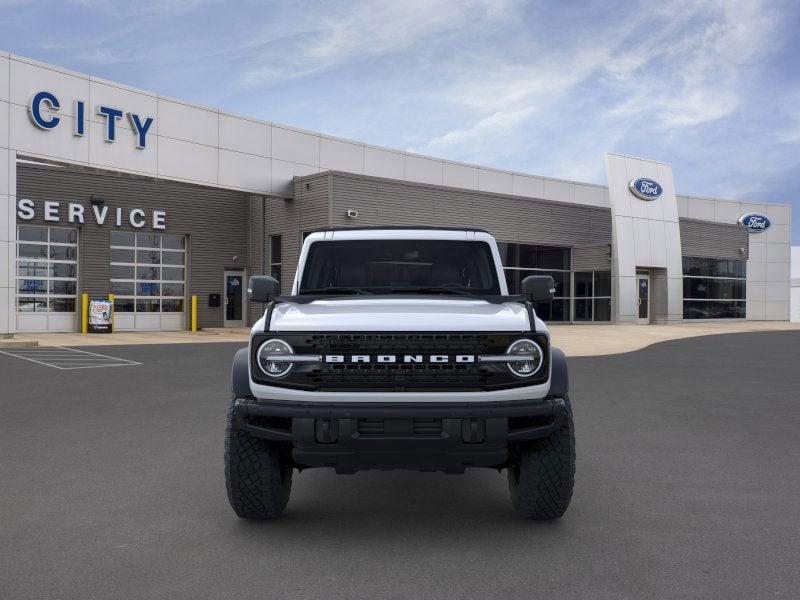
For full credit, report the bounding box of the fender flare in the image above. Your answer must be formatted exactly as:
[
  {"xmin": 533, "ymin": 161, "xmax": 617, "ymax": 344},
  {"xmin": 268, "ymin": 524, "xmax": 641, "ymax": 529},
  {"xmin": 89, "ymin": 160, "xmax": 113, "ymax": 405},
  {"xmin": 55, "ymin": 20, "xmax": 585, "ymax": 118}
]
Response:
[
  {"xmin": 231, "ymin": 347, "xmax": 253, "ymax": 398},
  {"xmin": 548, "ymin": 347, "xmax": 569, "ymax": 397}
]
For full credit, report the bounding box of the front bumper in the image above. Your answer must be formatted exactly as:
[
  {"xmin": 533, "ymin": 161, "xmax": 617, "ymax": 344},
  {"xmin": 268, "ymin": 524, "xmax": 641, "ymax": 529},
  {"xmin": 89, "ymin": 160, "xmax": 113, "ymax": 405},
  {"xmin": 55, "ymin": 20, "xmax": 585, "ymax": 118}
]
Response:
[{"xmin": 234, "ymin": 396, "xmax": 566, "ymax": 473}]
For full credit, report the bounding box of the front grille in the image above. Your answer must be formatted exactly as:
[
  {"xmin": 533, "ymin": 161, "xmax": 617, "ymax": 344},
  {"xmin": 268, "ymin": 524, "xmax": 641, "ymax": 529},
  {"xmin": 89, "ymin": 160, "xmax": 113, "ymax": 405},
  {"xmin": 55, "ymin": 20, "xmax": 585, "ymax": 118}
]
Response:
[
  {"xmin": 302, "ymin": 333, "xmax": 498, "ymax": 389},
  {"xmin": 251, "ymin": 332, "xmax": 548, "ymax": 391},
  {"xmin": 304, "ymin": 333, "xmax": 495, "ymax": 355}
]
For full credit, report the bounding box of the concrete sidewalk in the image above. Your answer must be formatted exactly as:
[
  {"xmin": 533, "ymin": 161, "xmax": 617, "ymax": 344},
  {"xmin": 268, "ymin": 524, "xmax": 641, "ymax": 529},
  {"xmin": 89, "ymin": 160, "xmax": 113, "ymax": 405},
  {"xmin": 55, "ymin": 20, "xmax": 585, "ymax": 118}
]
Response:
[
  {"xmin": 550, "ymin": 321, "xmax": 800, "ymax": 356},
  {"xmin": 2, "ymin": 327, "xmax": 251, "ymax": 349},
  {"xmin": 4, "ymin": 321, "xmax": 799, "ymax": 356}
]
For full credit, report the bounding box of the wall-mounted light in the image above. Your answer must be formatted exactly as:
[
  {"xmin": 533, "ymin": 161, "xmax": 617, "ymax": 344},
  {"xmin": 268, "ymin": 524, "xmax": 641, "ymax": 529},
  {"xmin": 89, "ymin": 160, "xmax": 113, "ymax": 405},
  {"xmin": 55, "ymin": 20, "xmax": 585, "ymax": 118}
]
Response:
[
  {"xmin": 346, "ymin": 209, "xmax": 358, "ymax": 219},
  {"xmin": 90, "ymin": 195, "xmax": 105, "ymax": 206}
]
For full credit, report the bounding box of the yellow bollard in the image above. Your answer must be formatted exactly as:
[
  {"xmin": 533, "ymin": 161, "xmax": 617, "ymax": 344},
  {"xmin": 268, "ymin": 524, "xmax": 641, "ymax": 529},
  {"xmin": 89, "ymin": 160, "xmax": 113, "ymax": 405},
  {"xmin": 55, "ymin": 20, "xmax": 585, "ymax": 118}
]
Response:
[
  {"xmin": 81, "ymin": 293, "xmax": 89, "ymax": 334},
  {"xmin": 191, "ymin": 295, "xmax": 198, "ymax": 332},
  {"xmin": 108, "ymin": 293, "xmax": 115, "ymax": 332}
]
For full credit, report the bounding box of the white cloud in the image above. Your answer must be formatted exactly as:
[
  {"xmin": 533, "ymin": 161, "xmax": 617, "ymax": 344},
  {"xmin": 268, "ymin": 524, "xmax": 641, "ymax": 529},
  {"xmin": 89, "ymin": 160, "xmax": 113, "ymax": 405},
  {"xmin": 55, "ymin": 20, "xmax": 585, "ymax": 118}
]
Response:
[
  {"xmin": 239, "ymin": 0, "xmax": 518, "ymax": 87},
  {"xmin": 410, "ymin": 0, "xmax": 784, "ymax": 181}
]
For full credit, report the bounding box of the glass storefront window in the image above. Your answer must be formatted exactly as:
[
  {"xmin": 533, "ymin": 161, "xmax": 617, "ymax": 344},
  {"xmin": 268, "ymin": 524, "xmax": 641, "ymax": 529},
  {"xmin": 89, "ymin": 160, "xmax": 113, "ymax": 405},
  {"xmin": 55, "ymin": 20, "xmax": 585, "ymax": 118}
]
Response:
[
  {"xmin": 110, "ymin": 233, "xmax": 186, "ymax": 314},
  {"xmin": 574, "ymin": 272, "xmax": 593, "ymax": 298},
  {"xmin": 500, "ymin": 242, "xmax": 611, "ymax": 323},
  {"xmin": 497, "ymin": 242, "xmax": 571, "ymax": 271},
  {"xmin": 15, "ymin": 225, "xmax": 78, "ymax": 313},
  {"xmin": 594, "ymin": 298, "xmax": 612, "ymax": 321},
  {"xmin": 682, "ymin": 256, "xmax": 746, "ymax": 319},
  {"xmin": 682, "ymin": 257, "xmax": 746, "ymax": 278},
  {"xmin": 269, "ymin": 235, "xmax": 282, "ymax": 294},
  {"xmin": 504, "ymin": 269, "xmax": 571, "ymax": 298},
  {"xmin": 574, "ymin": 298, "xmax": 592, "ymax": 320},
  {"xmin": 683, "ymin": 300, "xmax": 746, "ymax": 319},
  {"xmin": 571, "ymin": 270, "xmax": 612, "ymax": 322},
  {"xmin": 594, "ymin": 271, "xmax": 611, "ymax": 297}
]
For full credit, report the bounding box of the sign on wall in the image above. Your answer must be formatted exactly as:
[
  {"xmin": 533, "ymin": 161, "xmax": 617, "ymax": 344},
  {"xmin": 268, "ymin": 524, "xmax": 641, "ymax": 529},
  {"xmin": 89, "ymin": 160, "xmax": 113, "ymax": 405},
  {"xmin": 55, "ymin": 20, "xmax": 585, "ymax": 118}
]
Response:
[
  {"xmin": 737, "ymin": 213, "xmax": 771, "ymax": 233},
  {"xmin": 16, "ymin": 199, "xmax": 166, "ymax": 230},
  {"xmin": 28, "ymin": 90, "xmax": 155, "ymax": 149},
  {"xmin": 628, "ymin": 178, "xmax": 663, "ymax": 201}
]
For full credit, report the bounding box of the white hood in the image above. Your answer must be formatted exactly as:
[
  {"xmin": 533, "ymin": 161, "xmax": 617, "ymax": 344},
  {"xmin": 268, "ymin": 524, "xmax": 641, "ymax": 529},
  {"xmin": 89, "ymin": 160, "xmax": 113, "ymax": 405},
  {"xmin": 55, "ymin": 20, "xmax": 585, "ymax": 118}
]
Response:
[{"xmin": 264, "ymin": 298, "xmax": 535, "ymax": 332}]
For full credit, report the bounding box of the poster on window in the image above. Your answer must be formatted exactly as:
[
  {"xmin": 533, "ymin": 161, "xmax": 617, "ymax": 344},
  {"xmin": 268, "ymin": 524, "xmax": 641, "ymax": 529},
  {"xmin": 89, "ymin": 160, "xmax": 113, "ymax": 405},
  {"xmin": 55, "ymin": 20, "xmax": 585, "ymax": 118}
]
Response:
[{"xmin": 89, "ymin": 299, "xmax": 113, "ymax": 333}]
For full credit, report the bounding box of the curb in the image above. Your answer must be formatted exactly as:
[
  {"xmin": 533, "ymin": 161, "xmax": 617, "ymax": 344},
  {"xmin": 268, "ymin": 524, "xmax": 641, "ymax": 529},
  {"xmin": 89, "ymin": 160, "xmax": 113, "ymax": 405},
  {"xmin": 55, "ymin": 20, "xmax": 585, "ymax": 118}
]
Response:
[{"xmin": 0, "ymin": 340, "xmax": 39, "ymax": 349}]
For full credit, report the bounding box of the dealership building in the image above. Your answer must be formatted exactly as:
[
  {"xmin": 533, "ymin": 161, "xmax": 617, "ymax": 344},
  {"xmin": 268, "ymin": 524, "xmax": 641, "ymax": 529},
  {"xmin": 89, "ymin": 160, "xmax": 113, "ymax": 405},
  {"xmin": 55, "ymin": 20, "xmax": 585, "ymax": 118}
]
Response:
[{"xmin": 0, "ymin": 52, "xmax": 793, "ymax": 334}]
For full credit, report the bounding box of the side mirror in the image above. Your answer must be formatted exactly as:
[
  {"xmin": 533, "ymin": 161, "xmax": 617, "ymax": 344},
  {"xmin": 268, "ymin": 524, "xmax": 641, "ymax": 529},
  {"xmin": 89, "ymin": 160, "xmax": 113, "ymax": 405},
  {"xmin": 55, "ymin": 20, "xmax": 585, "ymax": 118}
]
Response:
[
  {"xmin": 248, "ymin": 275, "xmax": 280, "ymax": 303},
  {"xmin": 520, "ymin": 275, "xmax": 555, "ymax": 302}
]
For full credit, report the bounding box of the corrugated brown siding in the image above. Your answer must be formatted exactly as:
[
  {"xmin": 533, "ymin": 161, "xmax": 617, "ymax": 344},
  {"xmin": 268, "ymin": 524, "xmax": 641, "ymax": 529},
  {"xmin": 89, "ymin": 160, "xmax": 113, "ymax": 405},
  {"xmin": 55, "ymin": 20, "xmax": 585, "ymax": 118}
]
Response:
[
  {"xmin": 264, "ymin": 193, "xmax": 302, "ymax": 293},
  {"xmin": 679, "ymin": 218, "xmax": 749, "ymax": 260},
  {"xmin": 326, "ymin": 172, "xmax": 612, "ymax": 247},
  {"xmin": 270, "ymin": 171, "xmax": 613, "ymax": 287},
  {"xmin": 247, "ymin": 195, "xmax": 265, "ymax": 325},
  {"xmin": 260, "ymin": 175, "xmax": 331, "ymax": 293},
  {"xmin": 17, "ymin": 163, "xmax": 249, "ymax": 328}
]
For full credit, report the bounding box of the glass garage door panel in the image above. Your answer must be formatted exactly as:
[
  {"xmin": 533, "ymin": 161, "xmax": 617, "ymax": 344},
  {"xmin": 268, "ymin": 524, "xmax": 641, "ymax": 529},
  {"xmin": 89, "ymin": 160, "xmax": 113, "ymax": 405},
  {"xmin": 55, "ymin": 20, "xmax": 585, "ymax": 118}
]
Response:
[
  {"xmin": 110, "ymin": 232, "xmax": 186, "ymax": 330},
  {"xmin": 15, "ymin": 225, "xmax": 79, "ymax": 331}
]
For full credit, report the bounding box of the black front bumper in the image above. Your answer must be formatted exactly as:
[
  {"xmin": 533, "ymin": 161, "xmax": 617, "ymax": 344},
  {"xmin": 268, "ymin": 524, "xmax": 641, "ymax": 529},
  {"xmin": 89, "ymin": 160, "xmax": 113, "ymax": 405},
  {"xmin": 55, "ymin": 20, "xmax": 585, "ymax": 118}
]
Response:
[{"xmin": 234, "ymin": 397, "xmax": 566, "ymax": 473}]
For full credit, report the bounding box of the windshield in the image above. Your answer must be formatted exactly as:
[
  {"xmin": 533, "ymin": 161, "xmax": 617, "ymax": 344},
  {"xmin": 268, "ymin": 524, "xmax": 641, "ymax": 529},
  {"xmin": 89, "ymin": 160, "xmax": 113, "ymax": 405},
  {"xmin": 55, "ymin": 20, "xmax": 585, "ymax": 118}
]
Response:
[{"xmin": 299, "ymin": 239, "xmax": 501, "ymax": 295}]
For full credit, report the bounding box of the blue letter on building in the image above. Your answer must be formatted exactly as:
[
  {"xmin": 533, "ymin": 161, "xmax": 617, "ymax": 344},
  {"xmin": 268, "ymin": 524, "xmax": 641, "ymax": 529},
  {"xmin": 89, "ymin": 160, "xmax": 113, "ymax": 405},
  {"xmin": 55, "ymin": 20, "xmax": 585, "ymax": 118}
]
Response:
[
  {"xmin": 128, "ymin": 113, "xmax": 154, "ymax": 149},
  {"xmin": 29, "ymin": 91, "xmax": 61, "ymax": 129},
  {"xmin": 74, "ymin": 100, "xmax": 86, "ymax": 136},
  {"xmin": 97, "ymin": 105, "xmax": 124, "ymax": 142}
]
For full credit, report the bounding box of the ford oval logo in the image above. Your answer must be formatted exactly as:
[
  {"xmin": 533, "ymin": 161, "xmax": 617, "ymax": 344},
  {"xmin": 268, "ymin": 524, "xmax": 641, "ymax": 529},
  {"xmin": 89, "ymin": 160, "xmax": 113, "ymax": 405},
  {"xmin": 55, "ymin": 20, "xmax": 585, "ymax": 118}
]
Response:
[
  {"xmin": 628, "ymin": 178, "xmax": 663, "ymax": 201},
  {"xmin": 737, "ymin": 213, "xmax": 771, "ymax": 233}
]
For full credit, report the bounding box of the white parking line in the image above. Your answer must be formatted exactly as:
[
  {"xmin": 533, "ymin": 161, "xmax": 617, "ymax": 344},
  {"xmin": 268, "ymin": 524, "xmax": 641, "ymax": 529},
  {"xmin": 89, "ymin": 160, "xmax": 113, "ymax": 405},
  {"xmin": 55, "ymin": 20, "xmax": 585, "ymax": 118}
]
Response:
[{"xmin": 0, "ymin": 346, "xmax": 141, "ymax": 370}]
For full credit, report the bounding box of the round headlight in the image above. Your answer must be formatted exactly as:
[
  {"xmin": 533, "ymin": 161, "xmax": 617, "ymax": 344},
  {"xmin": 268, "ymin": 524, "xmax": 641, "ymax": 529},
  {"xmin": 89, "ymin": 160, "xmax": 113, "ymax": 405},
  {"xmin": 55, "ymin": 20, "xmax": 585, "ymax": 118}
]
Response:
[
  {"xmin": 256, "ymin": 339, "xmax": 294, "ymax": 378},
  {"xmin": 505, "ymin": 338, "xmax": 544, "ymax": 378}
]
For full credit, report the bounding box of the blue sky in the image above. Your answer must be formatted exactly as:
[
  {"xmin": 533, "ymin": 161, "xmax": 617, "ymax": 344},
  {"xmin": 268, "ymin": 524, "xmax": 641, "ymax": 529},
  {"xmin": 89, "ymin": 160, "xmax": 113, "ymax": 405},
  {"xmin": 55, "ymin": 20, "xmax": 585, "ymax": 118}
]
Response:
[{"xmin": 2, "ymin": 0, "xmax": 799, "ymax": 241}]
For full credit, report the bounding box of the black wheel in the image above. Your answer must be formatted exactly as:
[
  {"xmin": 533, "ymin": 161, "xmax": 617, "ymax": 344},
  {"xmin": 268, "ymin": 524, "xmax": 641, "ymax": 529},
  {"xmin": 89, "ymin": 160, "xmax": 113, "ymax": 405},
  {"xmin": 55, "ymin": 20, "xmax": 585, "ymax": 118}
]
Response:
[
  {"xmin": 224, "ymin": 398, "xmax": 292, "ymax": 519},
  {"xmin": 508, "ymin": 395, "xmax": 576, "ymax": 519}
]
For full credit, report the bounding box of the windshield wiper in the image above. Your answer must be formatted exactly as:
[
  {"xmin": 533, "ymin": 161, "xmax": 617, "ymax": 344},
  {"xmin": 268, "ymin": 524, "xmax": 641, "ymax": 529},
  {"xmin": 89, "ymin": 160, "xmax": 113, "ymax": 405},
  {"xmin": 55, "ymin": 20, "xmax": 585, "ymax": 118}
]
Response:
[
  {"xmin": 300, "ymin": 287, "xmax": 374, "ymax": 295},
  {"xmin": 387, "ymin": 286, "xmax": 477, "ymax": 297}
]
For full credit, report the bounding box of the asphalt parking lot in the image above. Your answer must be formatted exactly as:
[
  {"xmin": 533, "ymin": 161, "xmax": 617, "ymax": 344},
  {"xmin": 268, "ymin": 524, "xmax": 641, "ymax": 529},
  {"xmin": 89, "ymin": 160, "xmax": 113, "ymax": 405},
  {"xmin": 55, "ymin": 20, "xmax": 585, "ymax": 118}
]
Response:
[{"xmin": 1, "ymin": 331, "xmax": 799, "ymax": 599}]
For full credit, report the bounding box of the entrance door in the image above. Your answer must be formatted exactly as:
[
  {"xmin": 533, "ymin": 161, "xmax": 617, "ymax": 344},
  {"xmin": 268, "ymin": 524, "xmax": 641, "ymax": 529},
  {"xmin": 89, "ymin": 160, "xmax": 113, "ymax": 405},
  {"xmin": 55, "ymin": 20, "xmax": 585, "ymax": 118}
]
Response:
[
  {"xmin": 224, "ymin": 272, "xmax": 245, "ymax": 327},
  {"xmin": 637, "ymin": 275, "xmax": 650, "ymax": 324}
]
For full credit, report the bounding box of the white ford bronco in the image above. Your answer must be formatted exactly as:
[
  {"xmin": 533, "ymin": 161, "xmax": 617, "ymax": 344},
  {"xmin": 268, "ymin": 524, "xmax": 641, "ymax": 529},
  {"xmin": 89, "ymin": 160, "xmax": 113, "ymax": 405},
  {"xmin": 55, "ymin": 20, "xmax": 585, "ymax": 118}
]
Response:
[{"xmin": 226, "ymin": 228, "xmax": 575, "ymax": 519}]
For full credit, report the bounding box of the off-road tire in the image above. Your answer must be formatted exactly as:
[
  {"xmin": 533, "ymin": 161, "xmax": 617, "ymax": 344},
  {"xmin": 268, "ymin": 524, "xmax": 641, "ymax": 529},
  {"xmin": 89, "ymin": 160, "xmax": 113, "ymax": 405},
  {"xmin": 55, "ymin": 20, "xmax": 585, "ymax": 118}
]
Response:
[
  {"xmin": 225, "ymin": 398, "xmax": 292, "ymax": 519},
  {"xmin": 508, "ymin": 395, "xmax": 575, "ymax": 519}
]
